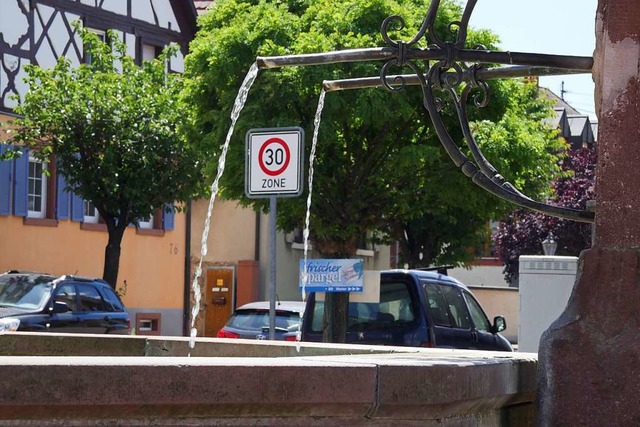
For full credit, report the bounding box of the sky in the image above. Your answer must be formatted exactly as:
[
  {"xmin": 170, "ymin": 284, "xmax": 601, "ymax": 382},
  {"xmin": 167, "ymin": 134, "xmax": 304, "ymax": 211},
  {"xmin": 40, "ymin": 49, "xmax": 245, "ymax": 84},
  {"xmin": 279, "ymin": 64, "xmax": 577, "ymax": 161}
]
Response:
[{"xmin": 468, "ymin": 0, "xmax": 597, "ymax": 120}]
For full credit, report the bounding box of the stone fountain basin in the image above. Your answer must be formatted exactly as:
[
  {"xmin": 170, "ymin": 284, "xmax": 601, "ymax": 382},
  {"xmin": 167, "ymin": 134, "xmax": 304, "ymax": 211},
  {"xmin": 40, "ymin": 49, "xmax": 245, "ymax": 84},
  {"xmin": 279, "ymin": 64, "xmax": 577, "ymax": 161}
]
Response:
[{"xmin": 0, "ymin": 333, "xmax": 537, "ymax": 426}]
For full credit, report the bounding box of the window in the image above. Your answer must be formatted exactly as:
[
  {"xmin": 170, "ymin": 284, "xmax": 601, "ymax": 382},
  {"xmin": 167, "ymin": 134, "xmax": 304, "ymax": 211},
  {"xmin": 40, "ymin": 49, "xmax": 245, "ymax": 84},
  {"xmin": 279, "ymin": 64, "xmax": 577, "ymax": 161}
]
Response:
[
  {"xmin": 54, "ymin": 284, "xmax": 78, "ymax": 312},
  {"xmin": 83, "ymin": 200, "xmax": 99, "ymax": 223},
  {"xmin": 439, "ymin": 285, "xmax": 471, "ymax": 329},
  {"xmin": 10, "ymin": 148, "xmax": 61, "ymax": 224},
  {"xmin": 99, "ymin": 286, "xmax": 125, "ymax": 312},
  {"xmin": 464, "ymin": 292, "xmax": 492, "ymax": 332},
  {"xmin": 424, "ymin": 283, "xmax": 453, "ymax": 327},
  {"xmin": 142, "ymin": 43, "xmax": 160, "ymax": 62},
  {"xmin": 135, "ymin": 313, "xmax": 161, "ymax": 335},
  {"xmin": 308, "ymin": 281, "xmax": 416, "ymax": 333},
  {"xmin": 136, "ymin": 205, "xmax": 175, "ymax": 235},
  {"xmin": 85, "ymin": 29, "xmax": 106, "ymax": 64},
  {"xmin": 138, "ymin": 214, "xmax": 154, "ymax": 230},
  {"xmin": 27, "ymin": 156, "xmax": 47, "ymax": 219},
  {"xmin": 77, "ymin": 284, "xmax": 105, "ymax": 312}
]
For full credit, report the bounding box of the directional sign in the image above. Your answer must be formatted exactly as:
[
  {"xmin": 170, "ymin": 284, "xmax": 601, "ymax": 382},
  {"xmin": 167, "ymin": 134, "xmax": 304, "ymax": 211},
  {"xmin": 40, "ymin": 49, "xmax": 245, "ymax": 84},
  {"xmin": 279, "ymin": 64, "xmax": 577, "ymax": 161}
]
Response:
[{"xmin": 246, "ymin": 127, "xmax": 304, "ymax": 198}]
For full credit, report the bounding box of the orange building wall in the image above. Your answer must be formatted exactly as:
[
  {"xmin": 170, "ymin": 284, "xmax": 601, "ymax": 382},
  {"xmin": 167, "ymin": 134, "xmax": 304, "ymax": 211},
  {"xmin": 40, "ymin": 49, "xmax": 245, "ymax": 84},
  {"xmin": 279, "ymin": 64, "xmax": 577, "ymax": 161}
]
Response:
[{"xmin": 0, "ymin": 213, "xmax": 186, "ymax": 312}]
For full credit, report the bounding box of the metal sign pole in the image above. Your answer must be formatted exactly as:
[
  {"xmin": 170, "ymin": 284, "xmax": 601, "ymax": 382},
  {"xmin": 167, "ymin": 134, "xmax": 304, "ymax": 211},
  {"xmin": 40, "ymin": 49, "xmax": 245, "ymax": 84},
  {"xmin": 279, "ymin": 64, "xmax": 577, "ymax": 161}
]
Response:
[
  {"xmin": 268, "ymin": 195, "xmax": 277, "ymax": 340},
  {"xmin": 244, "ymin": 127, "xmax": 304, "ymax": 340}
]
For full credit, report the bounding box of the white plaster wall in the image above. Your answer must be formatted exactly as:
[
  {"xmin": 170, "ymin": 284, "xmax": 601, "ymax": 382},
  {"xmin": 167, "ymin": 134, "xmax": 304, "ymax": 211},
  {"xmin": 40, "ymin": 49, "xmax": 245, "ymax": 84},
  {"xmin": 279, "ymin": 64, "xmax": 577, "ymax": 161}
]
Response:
[
  {"xmin": 154, "ymin": 0, "xmax": 180, "ymax": 31},
  {"xmin": 449, "ymin": 265, "xmax": 509, "ymax": 288},
  {"xmin": 1, "ymin": 0, "xmax": 29, "ymax": 48},
  {"xmin": 125, "ymin": 32, "xmax": 137, "ymax": 59},
  {"xmin": 131, "ymin": 1, "xmax": 156, "ymax": 25},
  {"xmin": 101, "ymin": 0, "xmax": 128, "ymax": 16},
  {"xmin": 518, "ymin": 255, "xmax": 577, "ymax": 353},
  {"xmin": 34, "ymin": 5, "xmax": 81, "ymax": 69},
  {"xmin": 170, "ymin": 50, "xmax": 184, "ymax": 73},
  {"xmin": 1, "ymin": 55, "xmax": 29, "ymax": 108}
]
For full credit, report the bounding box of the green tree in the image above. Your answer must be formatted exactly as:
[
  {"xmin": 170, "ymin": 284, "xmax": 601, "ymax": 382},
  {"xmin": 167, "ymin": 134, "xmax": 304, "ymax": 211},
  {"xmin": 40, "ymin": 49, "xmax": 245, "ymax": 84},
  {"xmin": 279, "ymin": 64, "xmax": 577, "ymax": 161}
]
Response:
[
  {"xmin": 184, "ymin": 0, "xmax": 564, "ymax": 341},
  {"xmin": 7, "ymin": 25, "xmax": 203, "ymax": 288},
  {"xmin": 388, "ymin": 80, "xmax": 563, "ymax": 268}
]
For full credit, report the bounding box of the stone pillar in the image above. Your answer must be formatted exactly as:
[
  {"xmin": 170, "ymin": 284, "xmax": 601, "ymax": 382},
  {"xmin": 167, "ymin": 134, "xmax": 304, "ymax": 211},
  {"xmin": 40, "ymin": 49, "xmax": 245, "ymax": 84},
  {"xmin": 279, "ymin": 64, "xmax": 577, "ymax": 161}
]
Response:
[{"xmin": 537, "ymin": 2, "xmax": 640, "ymax": 425}]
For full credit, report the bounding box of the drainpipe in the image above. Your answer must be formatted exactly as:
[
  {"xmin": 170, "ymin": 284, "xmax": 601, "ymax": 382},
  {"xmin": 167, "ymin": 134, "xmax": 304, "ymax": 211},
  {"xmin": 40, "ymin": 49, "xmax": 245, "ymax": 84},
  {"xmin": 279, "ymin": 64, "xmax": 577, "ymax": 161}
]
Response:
[
  {"xmin": 254, "ymin": 210, "xmax": 261, "ymax": 261},
  {"xmin": 183, "ymin": 199, "xmax": 192, "ymax": 337}
]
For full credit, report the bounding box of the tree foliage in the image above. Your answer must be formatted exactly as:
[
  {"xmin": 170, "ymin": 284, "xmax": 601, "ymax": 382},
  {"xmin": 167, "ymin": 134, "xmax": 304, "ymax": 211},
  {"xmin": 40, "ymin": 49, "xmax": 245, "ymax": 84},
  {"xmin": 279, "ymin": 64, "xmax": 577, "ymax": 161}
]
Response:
[
  {"xmin": 7, "ymin": 24, "xmax": 204, "ymax": 287},
  {"xmin": 494, "ymin": 145, "xmax": 596, "ymax": 285},
  {"xmin": 392, "ymin": 80, "xmax": 564, "ymax": 268},
  {"xmin": 184, "ymin": 0, "xmax": 567, "ymax": 343},
  {"xmin": 185, "ymin": 0, "xmax": 564, "ymax": 267}
]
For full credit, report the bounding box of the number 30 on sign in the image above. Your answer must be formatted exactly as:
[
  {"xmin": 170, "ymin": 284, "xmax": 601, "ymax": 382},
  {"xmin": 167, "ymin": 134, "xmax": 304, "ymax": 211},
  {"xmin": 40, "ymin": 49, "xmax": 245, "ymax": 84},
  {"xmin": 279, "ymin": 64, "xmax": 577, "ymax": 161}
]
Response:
[{"xmin": 245, "ymin": 127, "xmax": 304, "ymax": 198}]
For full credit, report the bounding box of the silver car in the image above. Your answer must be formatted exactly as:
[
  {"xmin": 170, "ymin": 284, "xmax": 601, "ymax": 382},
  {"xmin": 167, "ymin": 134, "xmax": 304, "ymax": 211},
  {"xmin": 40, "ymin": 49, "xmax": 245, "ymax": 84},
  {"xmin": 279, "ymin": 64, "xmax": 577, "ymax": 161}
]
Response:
[{"xmin": 217, "ymin": 300, "xmax": 305, "ymax": 341}]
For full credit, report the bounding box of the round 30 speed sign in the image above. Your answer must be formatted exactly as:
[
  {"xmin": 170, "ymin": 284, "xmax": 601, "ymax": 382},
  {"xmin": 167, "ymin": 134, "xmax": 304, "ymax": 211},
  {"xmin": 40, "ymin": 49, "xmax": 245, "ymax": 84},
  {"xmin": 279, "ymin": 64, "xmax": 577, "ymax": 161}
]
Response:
[{"xmin": 245, "ymin": 127, "xmax": 304, "ymax": 198}]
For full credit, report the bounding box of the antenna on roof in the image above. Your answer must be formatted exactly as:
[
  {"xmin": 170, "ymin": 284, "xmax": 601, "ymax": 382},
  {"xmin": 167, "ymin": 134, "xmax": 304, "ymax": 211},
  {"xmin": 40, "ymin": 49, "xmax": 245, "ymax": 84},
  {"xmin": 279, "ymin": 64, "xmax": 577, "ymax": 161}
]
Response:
[{"xmin": 561, "ymin": 81, "xmax": 567, "ymax": 100}]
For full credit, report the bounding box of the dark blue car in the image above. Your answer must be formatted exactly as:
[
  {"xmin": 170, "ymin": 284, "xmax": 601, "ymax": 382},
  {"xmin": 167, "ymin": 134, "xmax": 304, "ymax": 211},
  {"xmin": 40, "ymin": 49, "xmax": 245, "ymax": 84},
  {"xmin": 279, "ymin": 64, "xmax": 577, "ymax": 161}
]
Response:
[
  {"xmin": 301, "ymin": 269, "xmax": 512, "ymax": 351},
  {"xmin": 0, "ymin": 271, "xmax": 130, "ymax": 334}
]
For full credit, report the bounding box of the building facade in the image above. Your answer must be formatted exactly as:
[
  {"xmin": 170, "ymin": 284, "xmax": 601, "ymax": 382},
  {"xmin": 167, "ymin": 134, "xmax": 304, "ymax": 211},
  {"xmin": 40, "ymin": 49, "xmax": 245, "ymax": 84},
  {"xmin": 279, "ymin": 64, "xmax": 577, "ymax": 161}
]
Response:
[{"xmin": 0, "ymin": 0, "xmax": 197, "ymax": 336}]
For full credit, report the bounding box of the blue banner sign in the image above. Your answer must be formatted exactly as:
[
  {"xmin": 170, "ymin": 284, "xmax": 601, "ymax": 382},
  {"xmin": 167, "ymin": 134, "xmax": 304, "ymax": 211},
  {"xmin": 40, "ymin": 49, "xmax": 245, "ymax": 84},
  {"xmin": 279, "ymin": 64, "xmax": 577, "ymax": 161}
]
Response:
[{"xmin": 299, "ymin": 259, "xmax": 364, "ymax": 292}]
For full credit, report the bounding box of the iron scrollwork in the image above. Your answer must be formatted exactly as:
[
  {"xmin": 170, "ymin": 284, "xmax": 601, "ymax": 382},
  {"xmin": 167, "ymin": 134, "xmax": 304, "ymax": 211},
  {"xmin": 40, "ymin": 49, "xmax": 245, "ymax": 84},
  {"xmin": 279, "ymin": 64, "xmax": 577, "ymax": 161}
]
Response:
[
  {"xmin": 255, "ymin": 0, "xmax": 595, "ymax": 223},
  {"xmin": 378, "ymin": 0, "xmax": 594, "ymax": 223}
]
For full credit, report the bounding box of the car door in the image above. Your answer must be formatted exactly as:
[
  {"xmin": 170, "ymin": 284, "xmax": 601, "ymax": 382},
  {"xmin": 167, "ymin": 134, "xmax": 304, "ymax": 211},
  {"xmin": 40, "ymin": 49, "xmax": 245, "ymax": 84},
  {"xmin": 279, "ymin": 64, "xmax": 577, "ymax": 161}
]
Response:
[
  {"xmin": 77, "ymin": 283, "xmax": 110, "ymax": 333},
  {"xmin": 424, "ymin": 282, "xmax": 476, "ymax": 348},
  {"xmin": 463, "ymin": 291, "xmax": 500, "ymax": 350},
  {"xmin": 346, "ymin": 280, "xmax": 421, "ymax": 346},
  {"xmin": 98, "ymin": 285, "xmax": 130, "ymax": 334},
  {"xmin": 49, "ymin": 283, "xmax": 83, "ymax": 332}
]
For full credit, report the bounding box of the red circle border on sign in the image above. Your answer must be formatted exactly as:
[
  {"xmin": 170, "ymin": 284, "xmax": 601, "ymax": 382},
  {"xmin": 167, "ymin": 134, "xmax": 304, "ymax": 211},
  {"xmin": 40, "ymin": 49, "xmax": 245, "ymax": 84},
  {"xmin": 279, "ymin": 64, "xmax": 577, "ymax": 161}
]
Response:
[{"xmin": 258, "ymin": 138, "xmax": 291, "ymax": 176}]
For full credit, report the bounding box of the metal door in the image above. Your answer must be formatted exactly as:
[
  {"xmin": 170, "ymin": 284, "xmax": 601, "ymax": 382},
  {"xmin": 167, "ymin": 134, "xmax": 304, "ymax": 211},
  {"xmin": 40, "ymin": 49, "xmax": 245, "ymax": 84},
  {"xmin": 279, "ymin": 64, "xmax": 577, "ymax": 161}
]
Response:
[{"xmin": 204, "ymin": 267, "xmax": 235, "ymax": 337}]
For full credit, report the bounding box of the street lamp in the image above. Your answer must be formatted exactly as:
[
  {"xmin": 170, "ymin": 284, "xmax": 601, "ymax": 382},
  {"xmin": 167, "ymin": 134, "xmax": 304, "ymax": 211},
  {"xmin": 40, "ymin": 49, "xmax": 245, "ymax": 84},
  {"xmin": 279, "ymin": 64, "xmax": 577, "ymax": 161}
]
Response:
[{"xmin": 542, "ymin": 233, "xmax": 558, "ymax": 256}]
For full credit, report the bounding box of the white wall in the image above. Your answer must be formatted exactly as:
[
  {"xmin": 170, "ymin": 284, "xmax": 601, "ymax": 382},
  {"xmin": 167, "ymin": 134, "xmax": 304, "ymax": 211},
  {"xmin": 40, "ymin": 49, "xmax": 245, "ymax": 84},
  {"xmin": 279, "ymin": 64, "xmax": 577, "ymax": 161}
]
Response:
[
  {"xmin": 518, "ymin": 255, "xmax": 578, "ymax": 352},
  {"xmin": 449, "ymin": 264, "xmax": 509, "ymax": 288}
]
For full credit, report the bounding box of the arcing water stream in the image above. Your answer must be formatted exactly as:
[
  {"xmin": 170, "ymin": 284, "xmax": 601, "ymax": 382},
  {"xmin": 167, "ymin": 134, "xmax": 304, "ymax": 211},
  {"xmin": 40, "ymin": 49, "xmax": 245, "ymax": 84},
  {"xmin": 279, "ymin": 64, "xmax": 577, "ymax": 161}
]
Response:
[
  {"xmin": 189, "ymin": 62, "xmax": 260, "ymax": 353},
  {"xmin": 189, "ymin": 63, "xmax": 328, "ymax": 352}
]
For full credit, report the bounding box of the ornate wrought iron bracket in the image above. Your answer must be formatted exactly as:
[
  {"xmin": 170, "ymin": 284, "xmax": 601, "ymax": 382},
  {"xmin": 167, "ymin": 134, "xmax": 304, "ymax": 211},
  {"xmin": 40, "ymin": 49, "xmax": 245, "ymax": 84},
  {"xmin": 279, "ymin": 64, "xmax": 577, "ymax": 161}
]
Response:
[{"xmin": 256, "ymin": 0, "xmax": 595, "ymax": 223}]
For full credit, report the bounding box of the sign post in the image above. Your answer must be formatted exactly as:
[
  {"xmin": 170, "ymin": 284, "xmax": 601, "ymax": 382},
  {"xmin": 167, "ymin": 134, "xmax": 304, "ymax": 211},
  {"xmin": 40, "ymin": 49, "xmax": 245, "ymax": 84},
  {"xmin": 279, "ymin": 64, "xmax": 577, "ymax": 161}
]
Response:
[{"xmin": 246, "ymin": 127, "xmax": 304, "ymax": 339}]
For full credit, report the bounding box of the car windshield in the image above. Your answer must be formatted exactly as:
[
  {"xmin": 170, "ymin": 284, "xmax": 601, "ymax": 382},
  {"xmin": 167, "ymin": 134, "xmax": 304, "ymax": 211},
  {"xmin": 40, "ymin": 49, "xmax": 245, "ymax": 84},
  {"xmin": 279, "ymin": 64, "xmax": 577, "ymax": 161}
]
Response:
[
  {"xmin": 226, "ymin": 309, "xmax": 301, "ymax": 331},
  {"xmin": 0, "ymin": 275, "xmax": 55, "ymax": 310}
]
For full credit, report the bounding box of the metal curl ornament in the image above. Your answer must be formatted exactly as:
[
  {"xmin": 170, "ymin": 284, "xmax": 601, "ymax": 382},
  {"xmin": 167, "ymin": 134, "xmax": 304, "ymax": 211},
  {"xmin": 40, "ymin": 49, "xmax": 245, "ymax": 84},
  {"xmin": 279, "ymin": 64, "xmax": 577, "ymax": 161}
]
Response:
[{"xmin": 255, "ymin": 0, "xmax": 595, "ymax": 223}]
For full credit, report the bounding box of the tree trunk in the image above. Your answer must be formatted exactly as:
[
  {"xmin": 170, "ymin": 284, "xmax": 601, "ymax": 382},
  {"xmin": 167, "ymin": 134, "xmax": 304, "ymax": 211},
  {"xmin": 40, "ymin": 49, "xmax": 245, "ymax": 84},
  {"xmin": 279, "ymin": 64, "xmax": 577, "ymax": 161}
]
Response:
[
  {"xmin": 102, "ymin": 224, "xmax": 126, "ymax": 288},
  {"xmin": 314, "ymin": 236, "xmax": 357, "ymax": 344},
  {"xmin": 322, "ymin": 292, "xmax": 349, "ymax": 343}
]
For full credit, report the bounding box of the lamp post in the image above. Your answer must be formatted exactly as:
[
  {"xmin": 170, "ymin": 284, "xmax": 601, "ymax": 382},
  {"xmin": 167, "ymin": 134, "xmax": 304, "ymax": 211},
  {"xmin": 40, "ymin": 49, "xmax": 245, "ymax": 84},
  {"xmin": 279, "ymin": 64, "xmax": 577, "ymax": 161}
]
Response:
[{"xmin": 542, "ymin": 233, "xmax": 558, "ymax": 256}]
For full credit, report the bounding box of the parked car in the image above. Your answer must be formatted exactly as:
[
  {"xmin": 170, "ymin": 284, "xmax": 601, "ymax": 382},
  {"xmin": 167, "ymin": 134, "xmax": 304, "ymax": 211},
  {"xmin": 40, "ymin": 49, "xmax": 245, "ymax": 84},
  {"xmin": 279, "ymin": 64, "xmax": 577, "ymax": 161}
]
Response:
[
  {"xmin": 0, "ymin": 271, "xmax": 130, "ymax": 334},
  {"xmin": 217, "ymin": 300, "xmax": 305, "ymax": 341},
  {"xmin": 301, "ymin": 269, "xmax": 513, "ymax": 351}
]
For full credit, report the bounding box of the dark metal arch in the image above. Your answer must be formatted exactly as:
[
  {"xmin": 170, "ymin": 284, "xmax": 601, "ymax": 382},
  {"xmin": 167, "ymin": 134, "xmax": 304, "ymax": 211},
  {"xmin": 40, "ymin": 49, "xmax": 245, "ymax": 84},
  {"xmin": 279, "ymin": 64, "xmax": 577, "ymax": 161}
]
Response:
[{"xmin": 256, "ymin": 0, "xmax": 596, "ymax": 223}]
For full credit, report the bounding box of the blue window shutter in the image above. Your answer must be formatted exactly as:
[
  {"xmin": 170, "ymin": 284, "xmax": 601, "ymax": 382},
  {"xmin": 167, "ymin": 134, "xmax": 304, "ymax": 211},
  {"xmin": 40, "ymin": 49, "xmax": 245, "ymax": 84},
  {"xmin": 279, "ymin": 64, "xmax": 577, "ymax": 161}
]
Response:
[
  {"xmin": 70, "ymin": 191, "xmax": 84, "ymax": 222},
  {"xmin": 163, "ymin": 203, "xmax": 175, "ymax": 230},
  {"xmin": 56, "ymin": 173, "xmax": 70, "ymax": 220},
  {"xmin": 0, "ymin": 145, "xmax": 12, "ymax": 216},
  {"xmin": 12, "ymin": 148, "xmax": 28, "ymax": 217}
]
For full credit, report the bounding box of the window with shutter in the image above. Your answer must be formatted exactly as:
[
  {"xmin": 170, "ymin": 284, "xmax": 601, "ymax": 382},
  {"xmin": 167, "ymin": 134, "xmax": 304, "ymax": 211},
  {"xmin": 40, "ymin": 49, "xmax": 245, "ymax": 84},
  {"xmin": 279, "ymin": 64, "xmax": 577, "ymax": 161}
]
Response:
[
  {"xmin": 0, "ymin": 144, "xmax": 12, "ymax": 216},
  {"xmin": 27, "ymin": 155, "xmax": 47, "ymax": 219}
]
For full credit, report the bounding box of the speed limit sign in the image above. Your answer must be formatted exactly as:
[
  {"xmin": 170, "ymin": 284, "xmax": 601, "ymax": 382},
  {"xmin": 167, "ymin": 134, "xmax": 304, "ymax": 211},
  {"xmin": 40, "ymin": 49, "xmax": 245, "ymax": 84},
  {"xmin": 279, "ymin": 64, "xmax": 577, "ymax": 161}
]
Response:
[{"xmin": 245, "ymin": 127, "xmax": 304, "ymax": 198}]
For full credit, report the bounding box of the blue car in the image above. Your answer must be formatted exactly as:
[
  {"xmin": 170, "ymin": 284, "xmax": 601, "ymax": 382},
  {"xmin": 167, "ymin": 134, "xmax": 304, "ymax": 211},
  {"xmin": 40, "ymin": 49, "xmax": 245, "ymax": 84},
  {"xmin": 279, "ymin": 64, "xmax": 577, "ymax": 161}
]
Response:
[
  {"xmin": 0, "ymin": 271, "xmax": 130, "ymax": 334},
  {"xmin": 301, "ymin": 269, "xmax": 512, "ymax": 351}
]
